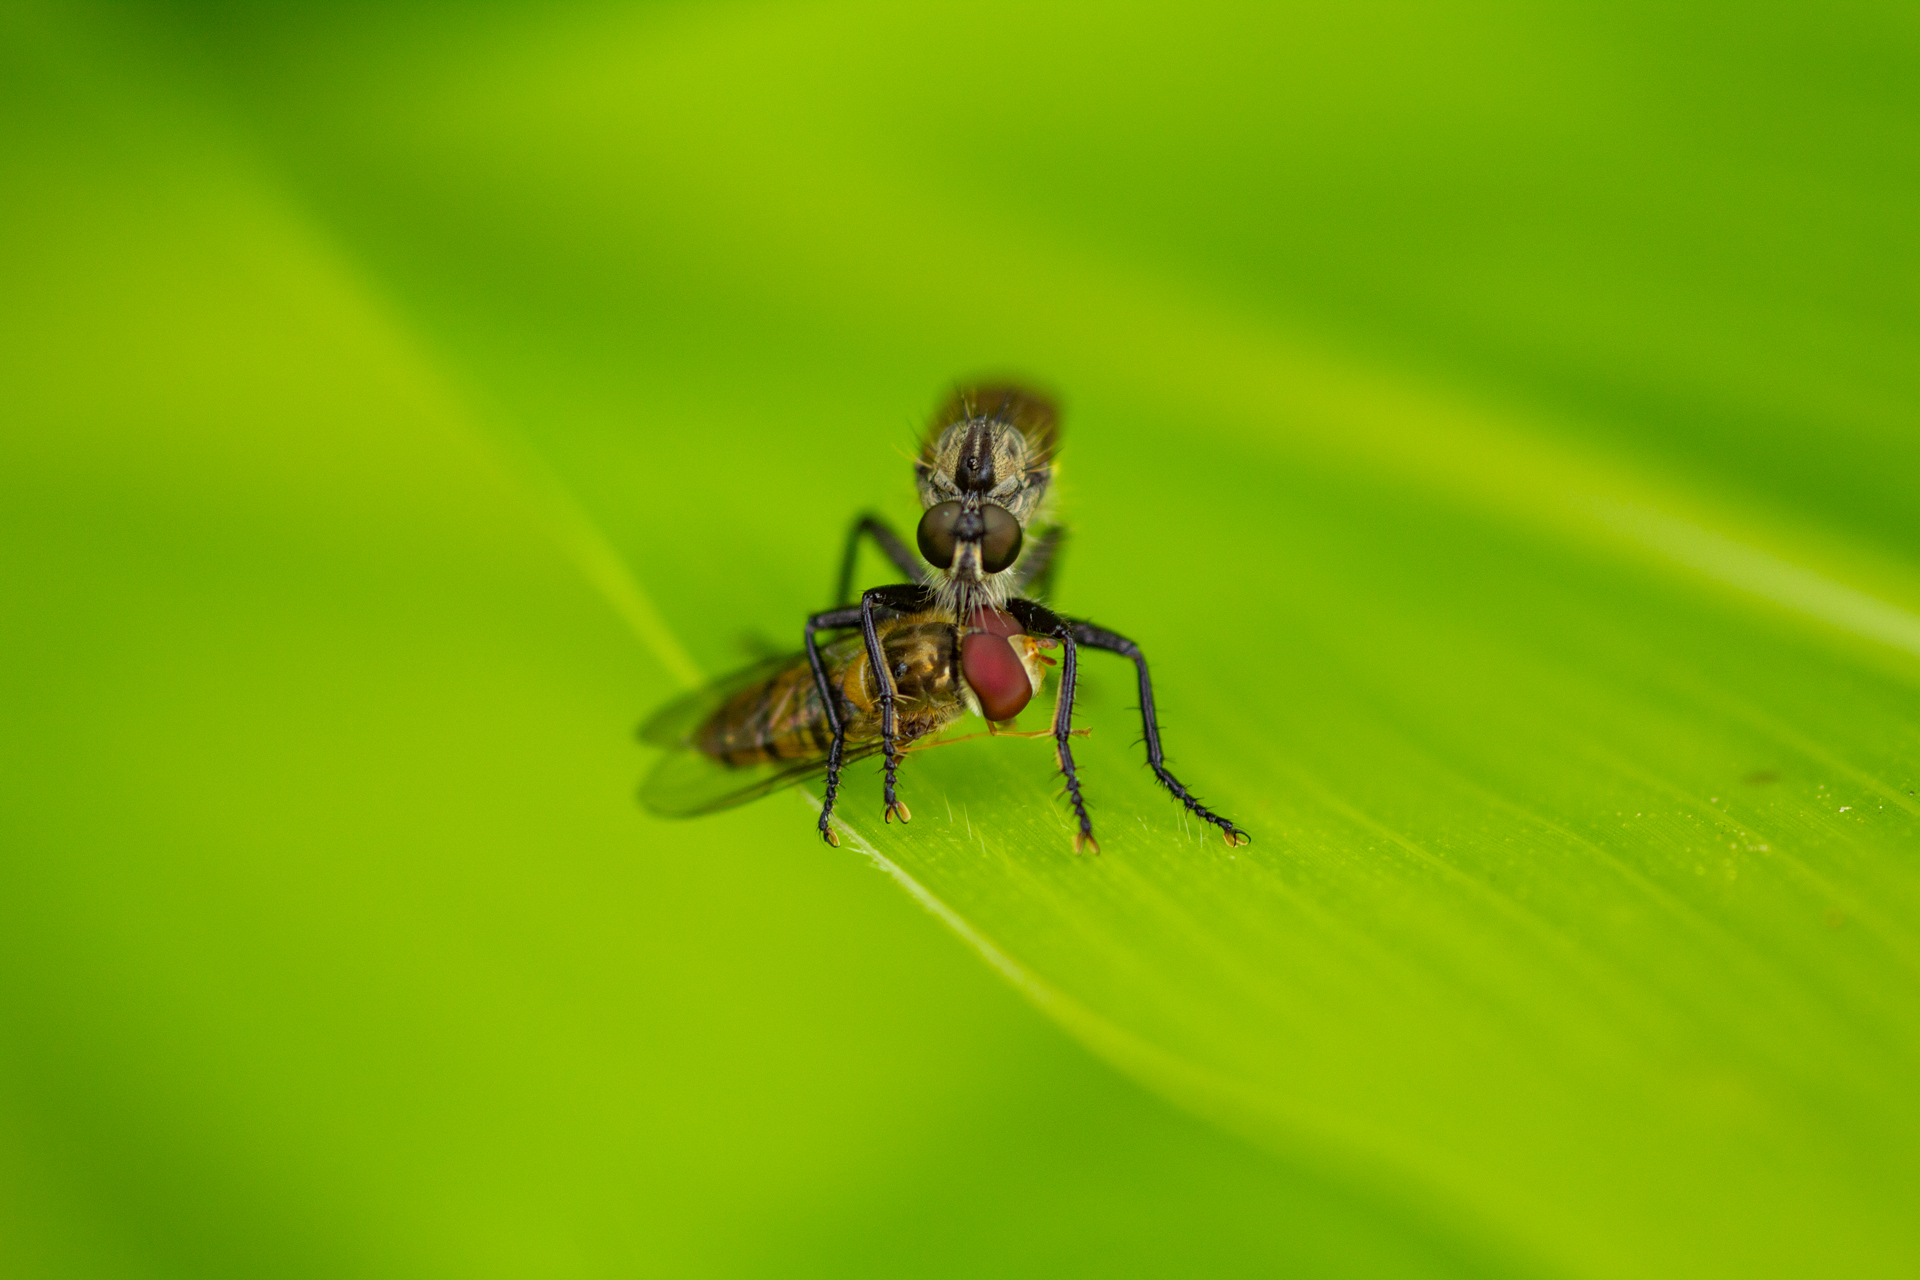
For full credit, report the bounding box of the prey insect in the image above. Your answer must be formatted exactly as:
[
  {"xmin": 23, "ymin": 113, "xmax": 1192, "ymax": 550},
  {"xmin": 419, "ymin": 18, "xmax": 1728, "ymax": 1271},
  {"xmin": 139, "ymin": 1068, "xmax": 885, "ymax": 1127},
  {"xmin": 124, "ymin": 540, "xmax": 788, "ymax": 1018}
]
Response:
[
  {"xmin": 641, "ymin": 382, "xmax": 1248, "ymax": 854},
  {"xmin": 639, "ymin": 608, "xmax": 1064, "ymax": 820},
  {"xmin": 819, "ymin": 383, "xmax": 1248, "ymax": 852}
]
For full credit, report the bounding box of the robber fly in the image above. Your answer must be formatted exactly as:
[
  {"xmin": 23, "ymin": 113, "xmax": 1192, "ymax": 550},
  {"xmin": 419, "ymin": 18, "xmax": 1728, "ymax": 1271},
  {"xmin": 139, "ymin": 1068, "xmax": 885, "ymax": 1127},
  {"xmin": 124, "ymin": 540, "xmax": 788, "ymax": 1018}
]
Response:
[
  {"xmin": 812, "ymin": 383, "xmax": 1248, "ymax": 852},
  {"xmin": 640, "ymin": 608, "xmax": 1059, "ymax": 819},
  {"xmin": 642, "ymin": 382, "xmax": 1248, "ymax": 854}
]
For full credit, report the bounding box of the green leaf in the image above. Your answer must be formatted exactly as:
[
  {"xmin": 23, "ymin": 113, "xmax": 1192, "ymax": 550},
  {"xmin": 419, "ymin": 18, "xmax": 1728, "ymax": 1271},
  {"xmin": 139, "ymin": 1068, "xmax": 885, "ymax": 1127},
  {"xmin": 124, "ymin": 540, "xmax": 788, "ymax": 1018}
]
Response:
[
  {"xmin": 0, "ymin": 6, "xmax": 1525, "ymax": 1278},
  {"xmin": 11, "ymin": 1, "xmax": 1920, "ymax": 1277}
]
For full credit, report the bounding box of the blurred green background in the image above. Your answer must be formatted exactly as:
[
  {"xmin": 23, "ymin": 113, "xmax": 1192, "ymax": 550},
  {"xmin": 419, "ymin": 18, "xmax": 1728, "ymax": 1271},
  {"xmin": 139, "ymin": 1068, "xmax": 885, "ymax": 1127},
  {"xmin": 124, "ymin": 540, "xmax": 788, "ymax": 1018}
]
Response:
[{"xmin": 3, "ymin": 2, "xmax": 1918, "ymax": 1277}]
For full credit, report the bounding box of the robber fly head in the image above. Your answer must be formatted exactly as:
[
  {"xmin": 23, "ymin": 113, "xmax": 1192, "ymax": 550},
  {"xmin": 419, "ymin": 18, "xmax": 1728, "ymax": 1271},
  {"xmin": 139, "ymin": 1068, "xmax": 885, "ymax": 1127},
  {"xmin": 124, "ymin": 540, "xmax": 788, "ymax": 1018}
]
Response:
[{"xmin": 914, "ymin": 384, "xmax": 1058, "ymax": 616}]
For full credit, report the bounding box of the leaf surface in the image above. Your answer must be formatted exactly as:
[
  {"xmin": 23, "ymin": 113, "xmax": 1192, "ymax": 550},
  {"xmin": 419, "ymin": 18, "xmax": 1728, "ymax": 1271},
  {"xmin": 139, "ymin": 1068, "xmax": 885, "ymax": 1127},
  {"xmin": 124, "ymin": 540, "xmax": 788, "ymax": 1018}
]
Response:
[{"xmin": 112, "ymin": 2, "xmax": 1920, "ymax": 1276}]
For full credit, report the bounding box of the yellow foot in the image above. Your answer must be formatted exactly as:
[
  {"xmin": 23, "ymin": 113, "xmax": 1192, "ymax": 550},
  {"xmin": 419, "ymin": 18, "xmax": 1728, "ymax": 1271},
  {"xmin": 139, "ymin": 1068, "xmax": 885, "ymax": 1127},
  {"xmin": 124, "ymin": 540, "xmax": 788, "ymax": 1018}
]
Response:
[
  {"xmin": 821, "ymin": 828, "xmax": 840, "ymax": 847},
  {"xmin": 1072, "ymin": 831, "xmax": 1102, "ymax": 856},
  {"xmin": 884, "ymin": 800, "xmax": 913, "ymax": 824},
  {"xmin": 1222, "ymin": 828, "xmax": 1251, "ymax": 847}
]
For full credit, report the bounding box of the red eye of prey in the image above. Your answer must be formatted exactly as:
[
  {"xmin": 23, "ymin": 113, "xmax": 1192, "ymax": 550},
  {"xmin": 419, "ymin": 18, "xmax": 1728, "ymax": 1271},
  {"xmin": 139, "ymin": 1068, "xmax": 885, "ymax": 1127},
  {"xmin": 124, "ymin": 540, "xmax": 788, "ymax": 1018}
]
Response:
[{"xmin": 961, "ymin": 610, "xmax": 1033, "ymax": 721}]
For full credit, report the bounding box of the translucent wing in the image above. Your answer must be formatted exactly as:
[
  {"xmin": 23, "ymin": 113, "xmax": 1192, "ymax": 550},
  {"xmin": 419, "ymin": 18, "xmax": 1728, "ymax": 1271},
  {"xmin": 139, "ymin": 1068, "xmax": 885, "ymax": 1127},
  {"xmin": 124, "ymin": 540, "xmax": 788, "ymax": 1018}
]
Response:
[
  {"xmin": 638, "ymin": 739, "xmax": 885, "ymax": 818},
  {"xmin": 637, "ymin": 654, "xmax": 795, "ymax": 748},
  {"xmin": 637, "ymin": 639, "xmax": 873, "ymax": 818}
]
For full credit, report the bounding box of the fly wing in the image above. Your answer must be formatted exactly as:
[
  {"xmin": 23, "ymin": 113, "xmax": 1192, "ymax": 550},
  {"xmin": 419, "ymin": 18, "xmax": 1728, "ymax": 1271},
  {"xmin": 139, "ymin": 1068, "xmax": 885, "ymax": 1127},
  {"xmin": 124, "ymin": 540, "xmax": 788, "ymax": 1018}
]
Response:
[
  {"xmin": 637, "ymin": 654, "xmax": 795, "ymax": 748},
  {"xmin": 638, "ymin": 740, "xmax": 886, "ymax": 817},
  {"xmin": 637, "ymin": 642, "xmax": 872, "ymax": 818}
]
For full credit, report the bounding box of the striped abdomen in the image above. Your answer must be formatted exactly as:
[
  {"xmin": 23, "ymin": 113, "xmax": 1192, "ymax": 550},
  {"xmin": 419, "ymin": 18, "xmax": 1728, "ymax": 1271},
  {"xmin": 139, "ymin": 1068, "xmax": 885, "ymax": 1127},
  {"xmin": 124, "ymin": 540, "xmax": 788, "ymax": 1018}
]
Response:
[{"xmin": 695, "ymin": 619, "xmax": 966, "ymax": 767}]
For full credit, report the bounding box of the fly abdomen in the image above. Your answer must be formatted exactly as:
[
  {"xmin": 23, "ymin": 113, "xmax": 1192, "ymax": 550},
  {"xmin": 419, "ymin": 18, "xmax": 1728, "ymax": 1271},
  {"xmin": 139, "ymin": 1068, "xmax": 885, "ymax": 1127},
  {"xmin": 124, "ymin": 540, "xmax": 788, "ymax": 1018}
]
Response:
[{"xmin": 698, "ymin": 661, "xmax": 831, "ymax": 766}]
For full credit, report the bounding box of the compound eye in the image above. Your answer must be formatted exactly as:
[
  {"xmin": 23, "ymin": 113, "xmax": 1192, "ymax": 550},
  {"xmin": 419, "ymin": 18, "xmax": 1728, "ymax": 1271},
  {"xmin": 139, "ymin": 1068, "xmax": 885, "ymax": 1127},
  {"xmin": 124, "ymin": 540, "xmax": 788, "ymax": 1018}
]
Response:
[
  {"xmin": 979, "ymin": 504, "xmax": 1024, "ymax": 574},
  {"xmin": 916, "ymin": 501, "xmax": 962, "ymax": 568}
]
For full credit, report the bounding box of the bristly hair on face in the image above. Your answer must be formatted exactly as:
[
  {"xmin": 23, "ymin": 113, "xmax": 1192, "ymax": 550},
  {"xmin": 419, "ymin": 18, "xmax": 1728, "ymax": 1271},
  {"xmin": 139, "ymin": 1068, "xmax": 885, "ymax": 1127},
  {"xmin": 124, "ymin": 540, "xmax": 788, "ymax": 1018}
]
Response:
[
  {"xmin": 915, "ymin": 382, "xmax": 1061, "ymax": 620},
  {"xmin": 919, "ymin": 383, "xmax": 1059, "ymax": 478}
]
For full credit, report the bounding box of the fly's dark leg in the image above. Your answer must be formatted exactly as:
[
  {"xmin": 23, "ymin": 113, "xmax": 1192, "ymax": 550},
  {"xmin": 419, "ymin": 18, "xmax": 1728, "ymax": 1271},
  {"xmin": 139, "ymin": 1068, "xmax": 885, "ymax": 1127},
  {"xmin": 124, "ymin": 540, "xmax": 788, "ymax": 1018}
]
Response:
[
  {"xmin": 835, "ymin": 514, "xmax": 924, "ymax": 607},
  {"xmin": 1006, "ymin": 599, "xmax": 1098, "ymax": 852},
  {"xmin": 1070, "ymin": 621, "xmax": 1250, "ymax": 847},
  {"xmin": 808, "ymin": 586, "xmax": 927, "ymax": 840},
  {"xmin": 856, "ymin": 584, "xmax": 929, "ymax": 823},
  {"xmin": 1052, "ymin": 632, "xmax": 1098, "ymax": 852},
  {"xmin": 1008, "ymin": 526, "xmax": 1067, "ymax": 601},
  {"xmin": 805, "ymin": 605, "xmax": 866, "ymax": 846}
]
